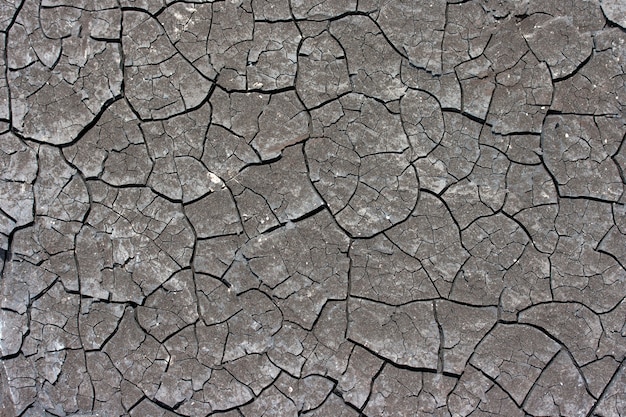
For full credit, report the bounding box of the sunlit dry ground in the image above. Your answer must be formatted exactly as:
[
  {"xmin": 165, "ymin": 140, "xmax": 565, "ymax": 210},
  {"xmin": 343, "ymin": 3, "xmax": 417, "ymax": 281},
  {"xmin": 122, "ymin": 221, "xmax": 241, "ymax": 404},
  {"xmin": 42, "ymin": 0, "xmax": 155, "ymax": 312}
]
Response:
[{"xmin": 1, "ymin": 0, "xmax": 626, "ymax": 416}]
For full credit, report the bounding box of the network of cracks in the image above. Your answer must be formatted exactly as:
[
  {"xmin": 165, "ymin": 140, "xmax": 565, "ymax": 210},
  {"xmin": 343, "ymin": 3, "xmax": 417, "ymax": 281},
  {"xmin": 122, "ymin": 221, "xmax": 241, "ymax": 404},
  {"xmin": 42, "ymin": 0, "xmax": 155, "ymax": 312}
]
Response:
[{"xmin": 1, "ymin": 0, "xmax": 626, "ymax": 416}]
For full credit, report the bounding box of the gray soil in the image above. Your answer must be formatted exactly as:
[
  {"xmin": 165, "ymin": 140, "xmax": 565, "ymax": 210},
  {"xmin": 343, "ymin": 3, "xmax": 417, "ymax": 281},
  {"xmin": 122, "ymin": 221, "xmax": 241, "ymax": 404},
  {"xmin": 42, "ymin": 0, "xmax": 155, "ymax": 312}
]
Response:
[{"xmin": 1, "ymin": 0, "xmax": 625, "ymax": 416}]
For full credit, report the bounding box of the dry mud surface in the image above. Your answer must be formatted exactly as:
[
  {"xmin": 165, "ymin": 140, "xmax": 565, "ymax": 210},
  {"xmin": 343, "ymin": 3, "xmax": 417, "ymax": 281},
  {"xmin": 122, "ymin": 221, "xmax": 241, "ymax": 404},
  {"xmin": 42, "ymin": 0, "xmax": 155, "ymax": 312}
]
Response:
[{"xmin": 1, "ymin": 0, "xmax": 626, "ymax": 416}]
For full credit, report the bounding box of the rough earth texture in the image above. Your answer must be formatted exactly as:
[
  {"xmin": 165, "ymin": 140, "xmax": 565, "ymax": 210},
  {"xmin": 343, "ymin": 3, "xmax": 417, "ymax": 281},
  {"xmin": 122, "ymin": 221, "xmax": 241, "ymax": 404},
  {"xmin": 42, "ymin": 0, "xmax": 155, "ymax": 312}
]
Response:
[{"xmin": 1, "ymin": 0, "xmax": 626, "ymax": 416}]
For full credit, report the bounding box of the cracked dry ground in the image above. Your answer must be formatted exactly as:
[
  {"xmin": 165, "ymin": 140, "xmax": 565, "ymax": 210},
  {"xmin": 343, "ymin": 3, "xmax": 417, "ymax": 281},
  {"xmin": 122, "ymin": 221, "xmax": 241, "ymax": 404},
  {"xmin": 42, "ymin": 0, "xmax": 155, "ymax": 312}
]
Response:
[{"xmin": 2, "ymin": 1, "xmax": 626, "ymax": 417}]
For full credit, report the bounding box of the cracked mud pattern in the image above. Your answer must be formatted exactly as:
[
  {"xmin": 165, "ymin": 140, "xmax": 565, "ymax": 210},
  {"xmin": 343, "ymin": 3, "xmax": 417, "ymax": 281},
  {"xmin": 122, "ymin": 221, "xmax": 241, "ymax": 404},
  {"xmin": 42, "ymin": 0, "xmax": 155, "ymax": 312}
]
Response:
[{"xmin": 1, "ymin": 0, "xmax": 626, "ymax": 416}]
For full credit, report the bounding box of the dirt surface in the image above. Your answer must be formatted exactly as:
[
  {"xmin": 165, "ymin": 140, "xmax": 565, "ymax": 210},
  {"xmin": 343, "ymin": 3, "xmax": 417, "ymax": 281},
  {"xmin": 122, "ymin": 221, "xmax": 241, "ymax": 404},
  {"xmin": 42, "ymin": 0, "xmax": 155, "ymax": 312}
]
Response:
[{"xmin": 1, "ymin": 0, "xmax": 626, "ymax": 416}]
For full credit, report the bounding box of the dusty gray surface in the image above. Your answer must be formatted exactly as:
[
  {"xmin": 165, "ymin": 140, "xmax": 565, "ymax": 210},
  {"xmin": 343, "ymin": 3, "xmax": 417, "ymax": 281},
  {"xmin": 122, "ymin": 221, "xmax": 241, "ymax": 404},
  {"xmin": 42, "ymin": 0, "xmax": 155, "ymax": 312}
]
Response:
[{"xmin": 1, "ymin": 0, "xmax": 626, "ymax": 416}]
